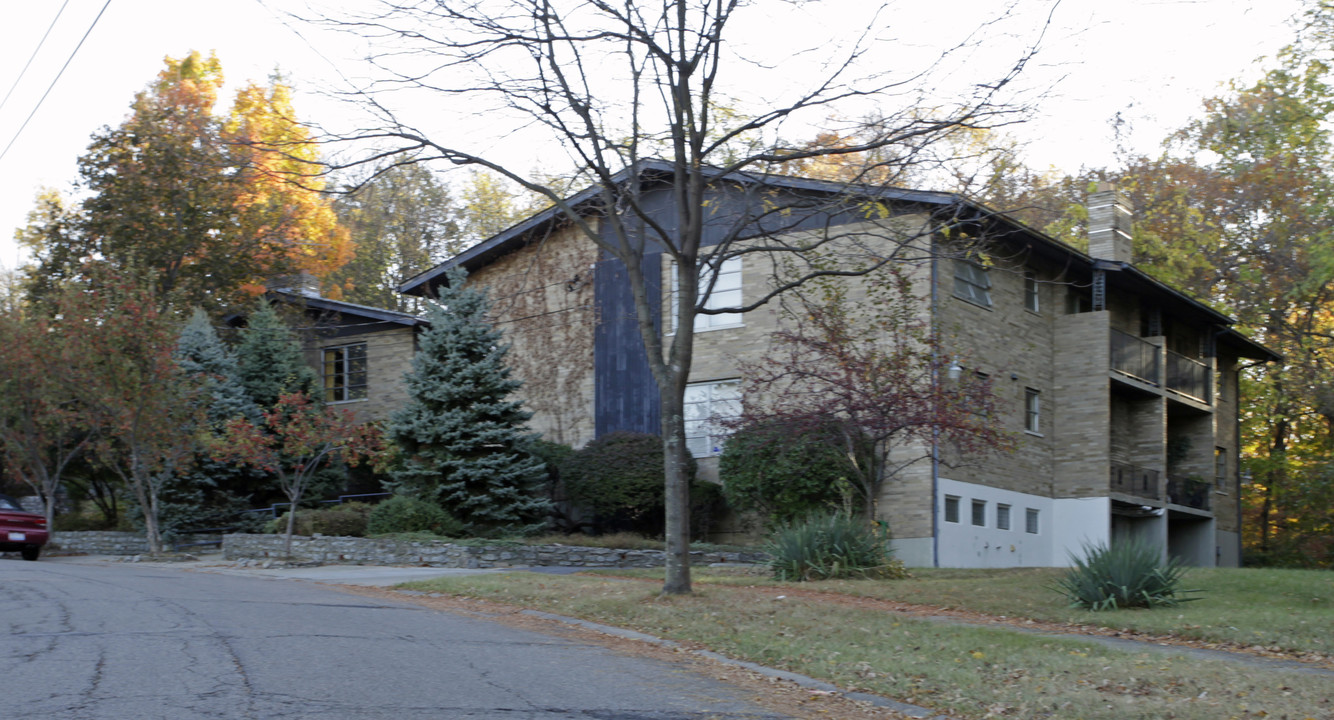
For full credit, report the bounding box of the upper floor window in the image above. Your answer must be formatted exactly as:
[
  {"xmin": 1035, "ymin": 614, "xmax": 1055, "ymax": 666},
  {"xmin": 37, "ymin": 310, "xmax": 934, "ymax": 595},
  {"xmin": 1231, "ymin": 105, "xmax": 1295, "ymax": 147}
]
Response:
[
  {"xmin": 1215, "ymin": 447, "xmax": 1228, "ymax": 493},
  {"xmin": 684, "ymin": 379, "xmax": 741, "ymax": 457},
  {"xmin": 323, "ymin": 343, "xmax": 368, "ymax": 403},
  {"xmin": 953, "ymin": 258, "xmax": 992, "ymax": 307},
  {"xmin": 1024, "ymin": 388, "xmax": 1041, "ymax": 435},
  {"xmin": 672, "ymin": 256, "xmax": 744, "ymax": 332},
  {"xmin": 1024, "ymin": 271, "xmax": 1040, "ymax": 313}
]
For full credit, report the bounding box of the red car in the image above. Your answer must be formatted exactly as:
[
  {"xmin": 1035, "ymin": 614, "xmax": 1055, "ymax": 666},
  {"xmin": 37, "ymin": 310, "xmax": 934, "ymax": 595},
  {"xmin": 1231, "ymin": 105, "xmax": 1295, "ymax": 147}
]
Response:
[{"xmin": 0, "ymin": 494, "xmax": 48, "ymax": 561}]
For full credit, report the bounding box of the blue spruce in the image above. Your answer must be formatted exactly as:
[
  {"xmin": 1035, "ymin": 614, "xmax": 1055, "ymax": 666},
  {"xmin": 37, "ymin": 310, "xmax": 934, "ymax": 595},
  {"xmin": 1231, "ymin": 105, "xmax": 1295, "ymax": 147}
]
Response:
[
  {"xmin": 235, "ymin": 299, "xmax": 318, "ymax": 411},
  {"xmin": 389, "ymin": 269, "xmax": 551, "ymax": 536}
]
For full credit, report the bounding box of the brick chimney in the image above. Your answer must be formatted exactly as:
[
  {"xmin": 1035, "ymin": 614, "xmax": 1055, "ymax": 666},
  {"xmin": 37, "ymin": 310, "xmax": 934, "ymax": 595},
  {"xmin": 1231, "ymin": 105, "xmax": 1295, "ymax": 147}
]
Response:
[{"xmin": 1087, "ymin": 182, "xmax": 1133, "ymax": 263}]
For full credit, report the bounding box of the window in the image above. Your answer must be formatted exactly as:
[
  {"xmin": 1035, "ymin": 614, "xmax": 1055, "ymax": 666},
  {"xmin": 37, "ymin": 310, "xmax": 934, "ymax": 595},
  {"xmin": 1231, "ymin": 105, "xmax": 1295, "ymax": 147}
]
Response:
[
  {"xmin": 1215, "ymin": 447, "xmax": 1228, "ymax": 493},
  {"xmin": 953, "ymin": 258, "xmax": 992, "ymax": 307},
  {"xmin": 683, "ymin": 380, "xmax": 741, "ymax": 457},
  {"xmin": 1024, "ymin": 388, "xmax": 1041, "ymax": 434},
  {"xmin": 672, "ymin": 256, "xmax": 743, "ymax": 332},
  {"xmin": 996, "ymin": 504, "xmax": 1011, "ymax": 530},
  {"xmin": 323, "ymin": 343, "xmax": 367, "ymax": 403},
  {"xmin": 1024, "ymin": 271, "xmax": 1040, "ymax": 313},
  {"xmin": 971, "ymin": 499, "xmax": 986, "ymax": 526},
  {"xmin": 944, "ymin": 495, "xmax": 960, "ymax": 523},
  {"xmin": 1025, "ymin": 508, "xmax": 1039, "ymax": 534}
]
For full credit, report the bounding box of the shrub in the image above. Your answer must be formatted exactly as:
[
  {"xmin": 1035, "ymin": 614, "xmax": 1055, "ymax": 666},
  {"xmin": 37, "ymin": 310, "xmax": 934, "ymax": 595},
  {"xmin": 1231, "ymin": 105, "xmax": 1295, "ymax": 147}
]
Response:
[
  {"xmin": 1055, "ymin": 540, "xmax": 1201, "ymax": 610},
  {"xmin": 765, "ymin": 512, "xmax": 907, "ymax": 581},
  {"xmin": 263, "ymin": 503, "xmax": 375, "ymax": 537},
  {"xmin": 367, "ymin": 495, "xmax": 465, "ymax": 537},
  {"xmin": 559, "ymin": 432, "xmax": 699, "ymax": 536},
  {"xmin": 719, "ymin": 419, "xmax": 860, "ymax": 529}
]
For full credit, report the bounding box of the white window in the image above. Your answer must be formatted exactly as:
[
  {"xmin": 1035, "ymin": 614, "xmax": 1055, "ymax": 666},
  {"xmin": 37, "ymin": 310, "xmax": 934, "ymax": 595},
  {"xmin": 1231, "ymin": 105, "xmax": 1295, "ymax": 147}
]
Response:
[
  {"xmin": 1024, "ymin": 388, "xmax": 1041, "ymax": 434},
  {"xmin": 683, "ymin": 380, "xmax": 741, "ymax": 457},
  {"xmin": 953, "ymin": 258, "xmax": 992, "ymax": 307},
  {"xmin": 971, "ymin": 499, "xmax": 986, "ymax": 526},
  {"xmin": 323, "ymin": 343, "xmax": 368, "ymax": 403},
  {"xmin": 671, "ymin": 256, "xmax": 743, "ymax": 332},
  {"xmin": 997, "ymin": 504, "xmax": 1011, "ymax": 530},
  {"xmin": 1024, "ymin": 271, "xmax": 1040, "ymax": 313},
  {"xmin": 944, "ymin": 495, "xmax": 960, "ymax": 523},
  {"xmin": 1025, "ymin": 508, "xmax": 1040, "ymax": 534}
]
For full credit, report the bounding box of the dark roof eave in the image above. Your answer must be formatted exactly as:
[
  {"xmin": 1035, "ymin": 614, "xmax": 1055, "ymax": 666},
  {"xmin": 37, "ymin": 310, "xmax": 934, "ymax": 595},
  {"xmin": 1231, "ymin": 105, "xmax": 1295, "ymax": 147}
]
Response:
[
  {"xmin": 269, "ymin": 291, "xmax": 428, "ymax": 326},
  {"xmin": 1218, "ymin": 327, "xmax": 1283, "ymax": 363}
]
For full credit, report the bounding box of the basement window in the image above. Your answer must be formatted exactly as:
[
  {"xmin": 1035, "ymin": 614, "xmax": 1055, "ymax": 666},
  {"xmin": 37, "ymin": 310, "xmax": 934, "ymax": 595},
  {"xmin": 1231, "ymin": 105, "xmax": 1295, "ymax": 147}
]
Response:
[{"xmin": 944, "ymin": 495, "xmax": 960, "ymax": 523}]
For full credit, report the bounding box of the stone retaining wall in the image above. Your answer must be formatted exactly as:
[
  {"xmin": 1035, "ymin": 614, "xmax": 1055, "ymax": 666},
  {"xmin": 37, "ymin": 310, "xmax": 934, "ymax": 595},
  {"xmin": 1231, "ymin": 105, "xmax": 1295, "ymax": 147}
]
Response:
[
  {"xmin": 49, "ymin": 531, "xmax": 228, "ymax": 555},
  {"xmin": 223, "ymin": 534, "xmax": 766, "ymax": 569},
  {"xmin": 49, "ymin": 531, "xmax": 150, "ymax": 555}
]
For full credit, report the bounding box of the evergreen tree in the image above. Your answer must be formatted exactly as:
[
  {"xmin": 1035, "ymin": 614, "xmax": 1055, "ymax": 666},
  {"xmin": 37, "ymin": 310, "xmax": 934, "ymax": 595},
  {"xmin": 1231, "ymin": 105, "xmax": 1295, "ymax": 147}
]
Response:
[
  {"xmin": 178, "ymin": 309, "xmax": 261, "ymax": 427},
  {"xmin": 235, "ymin": 300, "xmax": 318, "ymax": 411},
  {"xmin": 140, "ymin": 309, "xmax": 266, "ymax": 538},
  {"xmin": 389, "ymin": 269, "xmax": 551, "ymax": 535}
]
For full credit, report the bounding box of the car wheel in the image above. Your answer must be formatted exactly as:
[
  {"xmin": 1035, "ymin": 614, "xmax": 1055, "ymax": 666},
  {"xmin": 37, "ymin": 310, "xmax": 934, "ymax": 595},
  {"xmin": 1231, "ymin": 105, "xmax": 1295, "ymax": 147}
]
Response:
[{"xmin": 20, "ymin": 546, "xmax": 40, "ymax": 561}]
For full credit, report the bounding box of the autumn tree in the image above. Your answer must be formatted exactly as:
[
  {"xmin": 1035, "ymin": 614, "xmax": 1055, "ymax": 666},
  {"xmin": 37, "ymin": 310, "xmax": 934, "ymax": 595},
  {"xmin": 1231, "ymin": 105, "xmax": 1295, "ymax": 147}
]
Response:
[
  {"xmin": 60, "ymin": 270, "xmax": 206, "ymax": 554},
  {"xmin": 0, "ymin": 307, "xmax": 95, "ymax": 534},
  {"xmin": 388, "ymin": 270, "xmax": 551, "ymax": 536},
  {"xmin": 17, "ymin": 52, "xmax": 352, "ymax": 313},
  {"xmin": 737, "ymin": 268, "xmax": 1011, "ymax": 526},
  {"xmin": 218, "ymin": 392, "xmax": 381, "ymax": 558},
  {"xmin": 319, "ymin": 0, "xmax": 1045, "ymax": 593}
]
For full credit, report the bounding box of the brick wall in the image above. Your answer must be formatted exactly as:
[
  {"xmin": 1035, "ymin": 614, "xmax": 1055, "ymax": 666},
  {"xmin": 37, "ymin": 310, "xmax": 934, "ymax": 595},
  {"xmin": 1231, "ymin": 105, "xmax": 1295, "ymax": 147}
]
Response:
[{"xmin": 469, "ymin": 223, "xmax": 599, "ymax": 449}]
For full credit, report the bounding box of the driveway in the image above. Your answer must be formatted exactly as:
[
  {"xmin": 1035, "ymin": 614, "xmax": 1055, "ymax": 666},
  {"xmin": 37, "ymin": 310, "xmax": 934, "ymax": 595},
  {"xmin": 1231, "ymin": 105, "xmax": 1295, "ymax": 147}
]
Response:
[{"xmin": 2, "ymin": 556, "xmax": 795, "ymax": 719}]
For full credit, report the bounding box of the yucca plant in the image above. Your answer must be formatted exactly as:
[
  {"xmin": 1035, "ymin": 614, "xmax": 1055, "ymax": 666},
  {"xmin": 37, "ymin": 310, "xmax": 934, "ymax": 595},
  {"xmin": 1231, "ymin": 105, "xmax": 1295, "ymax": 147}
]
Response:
[
  {"xmin": 765, "ymin": 512, "xmax": 907, "ymax": 581},
  {"xmin": 1055, "ymin": 540, "xmax": 1201, "ymax": 610}
]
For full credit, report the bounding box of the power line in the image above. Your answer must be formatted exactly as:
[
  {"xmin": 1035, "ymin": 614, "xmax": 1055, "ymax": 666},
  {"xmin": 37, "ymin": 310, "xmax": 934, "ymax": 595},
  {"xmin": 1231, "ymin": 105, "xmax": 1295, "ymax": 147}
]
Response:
[
  {"xmin": 0, "ymin": 0, "xmax": 111, "ymax": 166},
  {"xmin": 0, "ymin": 0, "xmax": 71, "ymax": 116}
]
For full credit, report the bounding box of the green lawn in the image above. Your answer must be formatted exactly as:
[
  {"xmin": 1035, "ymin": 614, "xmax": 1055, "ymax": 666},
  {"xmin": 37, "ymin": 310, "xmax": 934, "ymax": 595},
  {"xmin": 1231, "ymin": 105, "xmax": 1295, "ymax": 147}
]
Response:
[
  {"xmin": 671, "ymin": 566, "xmax": 1334, "ymax": 656},
  {"xmin": 398, "ymin": 567, "xmax": 1333, "ymax": 720}
]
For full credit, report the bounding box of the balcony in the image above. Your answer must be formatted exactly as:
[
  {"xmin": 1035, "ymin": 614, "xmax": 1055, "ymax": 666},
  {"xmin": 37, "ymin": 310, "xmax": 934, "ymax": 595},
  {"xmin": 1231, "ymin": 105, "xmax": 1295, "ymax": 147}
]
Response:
[
  {"xmin": 1166, "ymin": 351, "xmax": 1210, "ymax": 403},
  {"xmin": 1110, "ymin": 329, "xmax": 1160, "ymax": 385},
  {"xmin": 1109, "ymin": 329, "xmax": 1212, "ymax": 405},
  {"xmin": 1167, "ymin": 476, "xmax": 1211, "ymax": 510},
  {"xmin": 1110, "ymin": 461, "xmax": 1161, "ymax": 501}
]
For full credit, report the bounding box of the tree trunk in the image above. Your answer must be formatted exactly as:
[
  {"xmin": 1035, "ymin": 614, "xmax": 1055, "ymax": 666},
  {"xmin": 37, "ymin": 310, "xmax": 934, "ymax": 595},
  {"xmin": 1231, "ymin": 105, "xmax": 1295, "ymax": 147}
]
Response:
[
  {"xmin": 659, "ymin": 389, "xmax": 692, "ymax": 595},
  {"xmin": 283, "ymin": 472, "xmax": 303, "ymax": 560},
  {"xmin": 1261, "ymin": 417, "xmax": 1289, "ymax": 554}
]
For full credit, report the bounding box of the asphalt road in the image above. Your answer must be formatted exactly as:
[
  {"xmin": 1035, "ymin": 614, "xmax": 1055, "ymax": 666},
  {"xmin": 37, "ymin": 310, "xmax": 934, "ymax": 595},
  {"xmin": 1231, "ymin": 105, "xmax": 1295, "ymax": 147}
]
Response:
[{"xmin": 1, "ymin": 557, "xmax": 790, "ymax": 720}]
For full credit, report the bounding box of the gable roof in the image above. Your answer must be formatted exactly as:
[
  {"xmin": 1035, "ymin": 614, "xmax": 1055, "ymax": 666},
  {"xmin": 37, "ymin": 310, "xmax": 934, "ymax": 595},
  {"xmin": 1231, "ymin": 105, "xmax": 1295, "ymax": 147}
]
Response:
[
  {"xmin": 398, "ymin": 159, "xmax": 1278, "ymax": 361},
  {"xmin": 397, "ymin": 159, "xmax": 960, "ymax": 297}
]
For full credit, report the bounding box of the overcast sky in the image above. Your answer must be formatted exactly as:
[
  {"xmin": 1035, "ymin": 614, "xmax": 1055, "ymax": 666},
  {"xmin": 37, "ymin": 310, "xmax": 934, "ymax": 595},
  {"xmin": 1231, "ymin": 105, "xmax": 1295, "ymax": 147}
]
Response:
[{"xmin": 0, "ymin": 0, "xmax": 1307, "ymax": 271}]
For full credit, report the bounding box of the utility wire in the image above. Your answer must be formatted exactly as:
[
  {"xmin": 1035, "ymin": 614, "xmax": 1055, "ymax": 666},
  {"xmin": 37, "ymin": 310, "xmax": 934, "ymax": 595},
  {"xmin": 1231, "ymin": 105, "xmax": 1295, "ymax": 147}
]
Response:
[
  {"xmin": 0, "ymin": 0, "xmax": 111, "ymax": 166},
  {"xmin": 0, "ymin": 0, "xmax": 71, "ymax": 116}
]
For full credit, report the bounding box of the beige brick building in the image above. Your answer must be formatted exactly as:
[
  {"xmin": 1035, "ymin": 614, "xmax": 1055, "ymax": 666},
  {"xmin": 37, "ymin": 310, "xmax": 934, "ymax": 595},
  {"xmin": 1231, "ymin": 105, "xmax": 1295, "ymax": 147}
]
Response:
[
  {"xmin": 269, "ymin": 290, "xmax": 427, "ymax": 425},
  {"xmin": 399, "ymin": 166, "xmax": 1278, "ymax": 568}
]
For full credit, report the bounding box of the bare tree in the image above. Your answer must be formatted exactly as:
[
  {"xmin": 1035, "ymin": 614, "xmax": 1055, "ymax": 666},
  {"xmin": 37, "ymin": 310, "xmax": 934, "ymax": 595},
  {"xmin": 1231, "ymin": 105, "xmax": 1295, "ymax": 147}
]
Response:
[{"xmin": 314, "ymin": 0, "xmax": 1052, "ymax": 594}]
